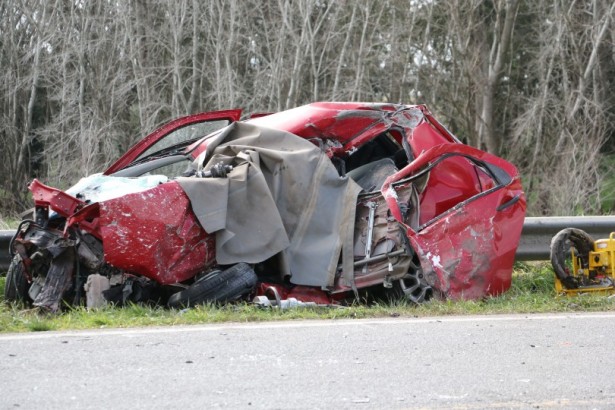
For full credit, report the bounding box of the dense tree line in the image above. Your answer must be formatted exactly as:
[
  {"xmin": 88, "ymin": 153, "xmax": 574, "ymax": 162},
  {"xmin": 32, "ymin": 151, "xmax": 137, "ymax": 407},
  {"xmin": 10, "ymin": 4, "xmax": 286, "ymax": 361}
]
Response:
[{"xmin": 1, "ymin": 0, "xmax": 614, "ymax": 218}]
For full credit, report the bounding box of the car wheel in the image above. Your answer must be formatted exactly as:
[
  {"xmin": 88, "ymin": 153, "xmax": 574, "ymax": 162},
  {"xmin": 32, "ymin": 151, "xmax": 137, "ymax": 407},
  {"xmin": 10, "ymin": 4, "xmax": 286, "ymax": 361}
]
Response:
[
  {"xmin": 4, "ymin": 255, "xmax": 31, "ymax": 304},
  {"xmin": 167, "ymin": 263, "xmax": 257, "ymax": 308},
  {"xmin": 397, "ymin": 269, "xmax": 432, "ymax": 304},
  {"xmin": 550, "ymin": 228, "xmax": 594, "ymax": 289}
]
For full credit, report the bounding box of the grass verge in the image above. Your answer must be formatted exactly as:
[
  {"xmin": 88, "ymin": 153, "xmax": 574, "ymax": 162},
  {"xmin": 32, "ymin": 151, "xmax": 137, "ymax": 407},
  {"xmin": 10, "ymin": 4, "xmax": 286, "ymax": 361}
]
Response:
[{"xmin": 1, "ymin": 262, "xmax": 614, "ymax": 333}]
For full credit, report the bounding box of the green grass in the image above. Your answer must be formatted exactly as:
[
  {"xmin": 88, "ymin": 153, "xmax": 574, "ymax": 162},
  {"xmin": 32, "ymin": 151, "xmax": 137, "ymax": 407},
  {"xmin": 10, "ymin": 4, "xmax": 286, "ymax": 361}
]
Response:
[
  {"xmin": 599, "ymin": 153, "xmax": 615, "ymax": 213},
  {"xmin": 0, "ymin": 216, "xmax": 20, "ymax": 229},
  {"xmin": 1, "ymin": 263, "xmax": 614, "ymax": 333}
]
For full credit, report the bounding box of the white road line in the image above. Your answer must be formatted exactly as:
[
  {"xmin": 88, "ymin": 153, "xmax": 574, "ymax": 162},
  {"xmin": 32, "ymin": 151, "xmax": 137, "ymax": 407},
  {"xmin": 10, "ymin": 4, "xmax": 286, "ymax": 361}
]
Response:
[
  {"xmin": 1, "ymin": 311, "xmax": 614, "ymax": 341},
  {"xmin": 420, "ymin": 397, "xmax": 615, "ymax": 410}
]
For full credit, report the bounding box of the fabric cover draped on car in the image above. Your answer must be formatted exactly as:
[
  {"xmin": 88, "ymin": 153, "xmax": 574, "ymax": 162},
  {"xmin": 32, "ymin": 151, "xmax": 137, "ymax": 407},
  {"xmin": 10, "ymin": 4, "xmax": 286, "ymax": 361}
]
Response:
[{"xmin": 177, "ymin": 122, "xmax": 362, "ymax": 288}]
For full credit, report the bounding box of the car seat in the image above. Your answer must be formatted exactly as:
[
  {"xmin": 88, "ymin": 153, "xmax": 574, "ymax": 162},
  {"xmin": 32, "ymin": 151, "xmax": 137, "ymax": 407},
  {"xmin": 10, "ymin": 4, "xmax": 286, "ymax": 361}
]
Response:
[{"xmin": 346, "ymin": 158, "xmax": 398, "ymax": 192}]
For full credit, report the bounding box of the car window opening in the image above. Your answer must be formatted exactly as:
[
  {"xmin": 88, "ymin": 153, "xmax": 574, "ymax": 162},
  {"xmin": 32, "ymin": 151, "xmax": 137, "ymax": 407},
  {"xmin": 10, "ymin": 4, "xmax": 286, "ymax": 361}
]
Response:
[{"xmin": 343, "ymin": 132, "xmax": 410, "ymax": 192}]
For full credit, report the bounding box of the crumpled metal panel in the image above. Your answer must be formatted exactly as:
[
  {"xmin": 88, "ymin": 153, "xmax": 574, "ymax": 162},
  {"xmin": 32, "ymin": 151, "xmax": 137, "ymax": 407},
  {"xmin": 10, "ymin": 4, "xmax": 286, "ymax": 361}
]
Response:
[
  {"xmin": 98, "ymin": 181, "xmax": 214, "ymax": 284},
  {"xmin": 249, "ymin": 103, "xmax": 407, "ymax": 147},
  {"xmin": 410, "ymin": 187, "xmax": 524, "ymax": 299},
  {"xmin": 30, "ymin": 179, "xmax": 85, "ymax": 218},
  {"xmin": 382, "ymin": 143, "xmax": 526, "ymax": 299}
]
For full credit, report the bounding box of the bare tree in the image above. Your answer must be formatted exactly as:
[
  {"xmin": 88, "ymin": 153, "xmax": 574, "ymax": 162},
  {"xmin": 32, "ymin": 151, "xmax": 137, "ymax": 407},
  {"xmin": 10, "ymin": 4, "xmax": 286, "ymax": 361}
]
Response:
[
  {"xmin": 479, "ymin": 0, "xmax": 519, "ymax": 155},
  {"xmin": 0, "ymin": 0, "xmax": 613, "ymax": 218}
]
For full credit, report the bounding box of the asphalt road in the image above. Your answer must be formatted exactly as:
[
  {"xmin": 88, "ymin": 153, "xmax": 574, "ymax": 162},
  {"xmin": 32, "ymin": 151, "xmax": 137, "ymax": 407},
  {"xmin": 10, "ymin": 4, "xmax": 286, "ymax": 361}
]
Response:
[{"xmin": 1, "ymin": 313, "xmax": 615, "ymax": 409}]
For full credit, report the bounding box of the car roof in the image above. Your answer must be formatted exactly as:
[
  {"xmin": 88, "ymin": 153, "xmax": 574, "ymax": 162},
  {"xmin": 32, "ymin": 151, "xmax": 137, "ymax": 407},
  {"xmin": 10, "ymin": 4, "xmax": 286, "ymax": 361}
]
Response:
[{"xmin": 247, "ymin": 102, "xmax": 417, "ymax": 145}]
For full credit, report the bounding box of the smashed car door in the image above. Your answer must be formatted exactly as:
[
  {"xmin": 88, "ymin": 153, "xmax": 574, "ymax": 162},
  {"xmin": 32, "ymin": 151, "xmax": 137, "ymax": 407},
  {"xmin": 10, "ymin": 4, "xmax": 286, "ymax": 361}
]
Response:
[
  {"xmin": 383, "ymin": 143, "xmax": 525, "ymax": 299},
  {"xmin": 104, "ymin": 109, "xmax": 242, "ymax": 175}
]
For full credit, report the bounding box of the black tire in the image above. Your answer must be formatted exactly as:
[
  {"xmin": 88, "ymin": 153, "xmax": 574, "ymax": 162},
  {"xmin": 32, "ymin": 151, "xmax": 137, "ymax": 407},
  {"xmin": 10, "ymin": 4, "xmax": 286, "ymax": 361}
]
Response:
[
  {"xmin": 167, "ymin": 263, "xmax": 257, "ymax": 308},
  {"xmin": 4, "ymin": 255, "xmax": 31, "ymax": 304},
  {"xmin": 550, "ymin": 228, "xmax": 594, "ymax": 289}
]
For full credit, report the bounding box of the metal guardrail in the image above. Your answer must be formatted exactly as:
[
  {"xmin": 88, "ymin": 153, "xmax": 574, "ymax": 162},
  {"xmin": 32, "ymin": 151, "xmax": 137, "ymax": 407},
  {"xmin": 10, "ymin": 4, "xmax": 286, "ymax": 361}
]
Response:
[
  {"xmin": 1, "ymin": 217, "xmax": 614, "ymax": 272},
  {"xmin": 517, "ymin": 216, "xmax": 615, "ymax": 261}
]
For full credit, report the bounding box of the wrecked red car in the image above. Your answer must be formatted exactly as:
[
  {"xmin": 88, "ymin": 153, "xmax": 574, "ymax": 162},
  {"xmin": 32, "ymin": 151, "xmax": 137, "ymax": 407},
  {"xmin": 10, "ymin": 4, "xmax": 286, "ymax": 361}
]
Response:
[{"xmin": 5, "ymin": 103, "xmax": 525, "ymax": 311}]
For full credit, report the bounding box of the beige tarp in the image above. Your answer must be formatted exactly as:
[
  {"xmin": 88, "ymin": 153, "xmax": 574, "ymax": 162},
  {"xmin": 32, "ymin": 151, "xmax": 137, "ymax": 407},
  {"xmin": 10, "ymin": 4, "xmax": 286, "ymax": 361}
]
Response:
[{"xmin": 177, "ymin": 122, "xmax": 362, "ymax": 288}]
